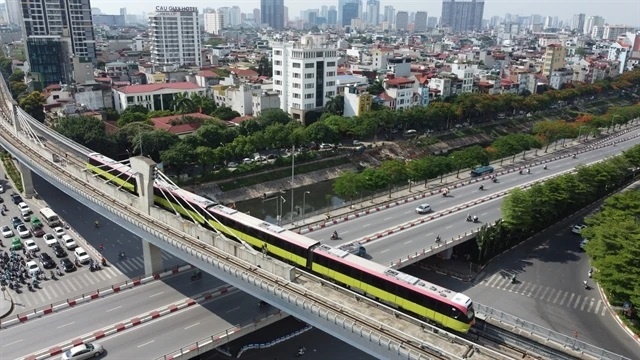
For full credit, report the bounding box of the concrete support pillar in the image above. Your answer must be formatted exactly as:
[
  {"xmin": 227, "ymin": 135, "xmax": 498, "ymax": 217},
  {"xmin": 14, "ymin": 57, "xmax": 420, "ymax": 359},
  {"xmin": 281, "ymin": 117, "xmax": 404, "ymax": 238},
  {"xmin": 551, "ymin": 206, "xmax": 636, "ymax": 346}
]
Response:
[
  {"xmin": 142, "ymin": 240, "xmax": 164, "ymax": 274},
  {"xmin": 11, "ymin": 105, "xmax": 20, "ymax": 132},
  {"xmin": 129, "ymin": 156, "xmax": 156, "ymax": 215},
  {"xmin": 18, "ymin": 162, "xmax": 36, "ymax": 198}
]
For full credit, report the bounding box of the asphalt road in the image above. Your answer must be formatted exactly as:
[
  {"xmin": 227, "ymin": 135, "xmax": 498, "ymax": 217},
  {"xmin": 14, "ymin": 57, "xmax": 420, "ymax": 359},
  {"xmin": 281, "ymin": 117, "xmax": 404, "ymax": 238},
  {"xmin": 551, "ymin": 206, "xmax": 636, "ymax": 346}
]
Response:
[
  {"xmin": 405, "ymin": 208, "xmax": 640, "ymax": 360},
  {"xmin": 307, "ymin": 129, "xmax": 640, "ymax": 262},
  {"xmin": 0, "ymin": 271, "xmax": 231, "ymax": 359}
]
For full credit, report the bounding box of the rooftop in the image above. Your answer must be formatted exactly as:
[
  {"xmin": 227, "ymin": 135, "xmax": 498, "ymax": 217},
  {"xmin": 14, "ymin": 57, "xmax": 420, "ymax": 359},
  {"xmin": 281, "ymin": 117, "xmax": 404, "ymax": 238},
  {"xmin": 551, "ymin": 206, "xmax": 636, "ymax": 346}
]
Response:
[{"xmin": 115, "ymin": 82, "xmax": 203, "ymax": 94}]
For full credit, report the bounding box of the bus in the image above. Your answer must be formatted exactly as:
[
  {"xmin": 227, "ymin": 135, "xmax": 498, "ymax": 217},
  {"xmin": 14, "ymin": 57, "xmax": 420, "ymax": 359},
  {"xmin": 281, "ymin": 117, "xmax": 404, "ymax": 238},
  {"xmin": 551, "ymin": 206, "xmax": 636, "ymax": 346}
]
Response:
[
  {"xmin": 470, "ymin": 165, "xmax": 494, "ymax": 177},
  {"xmin": 39, "ymin": 207, "xmax": 61, "ymax": 227}
]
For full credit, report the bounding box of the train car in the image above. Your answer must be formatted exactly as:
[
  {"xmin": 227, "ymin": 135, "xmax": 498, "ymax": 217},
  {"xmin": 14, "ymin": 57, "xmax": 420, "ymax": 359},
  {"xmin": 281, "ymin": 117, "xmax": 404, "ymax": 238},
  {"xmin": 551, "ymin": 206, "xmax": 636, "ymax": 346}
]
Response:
[
  {"xmin": 310, "ymin": 245, "xmax": 475, "ymax": 332},
  {"xmin": 86, "ymin": 153, "xmax": 138, "ymax": 194}
]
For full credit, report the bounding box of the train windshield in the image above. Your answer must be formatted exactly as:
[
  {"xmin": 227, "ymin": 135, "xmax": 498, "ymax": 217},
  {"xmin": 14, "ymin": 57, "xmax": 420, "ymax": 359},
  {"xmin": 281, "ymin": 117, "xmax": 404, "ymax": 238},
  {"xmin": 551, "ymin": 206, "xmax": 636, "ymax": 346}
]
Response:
[{"xmin": 467, "ymin": 303, "xmax": 475, "ymax": 322}]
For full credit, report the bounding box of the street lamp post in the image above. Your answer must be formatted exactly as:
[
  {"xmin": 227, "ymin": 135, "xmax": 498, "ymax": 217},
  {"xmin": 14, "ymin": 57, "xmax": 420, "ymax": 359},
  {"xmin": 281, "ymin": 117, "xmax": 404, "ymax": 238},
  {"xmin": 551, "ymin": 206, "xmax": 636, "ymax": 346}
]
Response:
[
  {"xmin": 302, "ymin": 191, "xmax": 310, "ymax": 223},
  {"xmin": 290, "ymin": 145, "xmax": 295, "ymax": 223}
]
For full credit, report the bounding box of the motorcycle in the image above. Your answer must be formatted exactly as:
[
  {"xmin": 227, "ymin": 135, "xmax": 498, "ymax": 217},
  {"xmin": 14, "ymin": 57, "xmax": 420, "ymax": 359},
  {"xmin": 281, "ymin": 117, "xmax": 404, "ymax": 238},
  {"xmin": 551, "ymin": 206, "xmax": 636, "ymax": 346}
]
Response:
[
  {"xmin": 511, "ymin": 276, "xmax": 518, "ymax": 284},
  {"xmin": 492, "ymin": 178, "xmax": 498, "ymax": 183},
  {"xmin": 330, "ymin": 232, "xmax": 339, "ymax": 240},
  {"xmin": 191, "ymin": 271, "xmax": 203, "ymax": 281},
  {"xmin": 27, "ymin": 283, "xmax": 33, "ymax": 291},
  {"xmin": 56, "ymin": 268, "xmax": 63, "ymax": 277},
  {"xmin": 588, "ymin": 269, "xmax": 593, "ymax": 278},
  {"xmin": 259, "ymin": 300, "xmax": 268, "ymax": 309},
  {"xmin": 296, "ymin": 347, "xmax": 306, "ymax": 357},
  {"xmin": 119, "ymin": 252, "xmax": 126, "ymax": 260},
  {"xmin": 101, "ymin": 257, "xmax": 107, "ymax": 267},
  {"xmin": 583, "ymin": 280, "xmax": 590, "ymax": 290}
]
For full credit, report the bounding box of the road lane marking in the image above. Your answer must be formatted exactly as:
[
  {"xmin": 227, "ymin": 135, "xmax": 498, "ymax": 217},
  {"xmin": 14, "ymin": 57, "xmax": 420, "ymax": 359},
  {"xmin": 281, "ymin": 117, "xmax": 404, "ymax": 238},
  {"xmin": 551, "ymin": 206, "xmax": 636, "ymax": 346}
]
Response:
[
  {"xmin": 226, "ymin": 307, "xmax": 240, "ymax": 313},
  {"xmin": 77, "ymin": 276, "xmax": 90, "ymax": 287},
  {"xmin": 587, "ymin": 299, "xmax": 595, "ymax": 313},
  {"xmin": 361, "ymin": 223, "xmax": 370, "ymax": 228},
  {"xmin": 184, "ymin": 322, "xmax": 200, "ymax": 330},
  {"xmin": 2, "ymin": 339, "xmax": 23, "ymax": 347},
  {"xmin": 480, "ymin": 212, "xmax": 487, "ymax": 216},
  {"xmin": 526, "ymin": 285, "xmax": 537, "ymax": 297},
  {"xmin": 540, "ymin": 287, "xmax": 550, "ymax": 300},
  {"xmin": 60, "ymin": 280, "xmax": 72, "ymax": 293},
  {"xmin": 546, "ymin": 289, "xmax": 556, "ymax": 302},
  {"xmin": 380, "ymin": 249, "xmax": 389, "ymax": 253},
  {"xmin": 425, "ymin": 232, "xmax": 433, "ymax": 236},
  {"xmin": 514, "ymin": 281, "xmax": 525, "ymax": 294},
  {"xmin": 48, "ymin": 284, "xmax": 59, "ymax": 298},
  {"xmin": 580, "ymin": 297, "xmax": 589, "ymax": 311},
  {"xmin": 404, "ymin": 240, "xmax": 412, "ymax": 244},
  {"xmin": 41, "ymin": 286, "xmax": 53, "ymax": 299},
  {"xmin": 35, "ymin": 288, "xmax": 46, "ymax": 303},
  {"xmin": 341, "ymin": 231, "xmax": 350, "ymax": 235},
  {"xmin": 404, "ymin": 211, "xmax": 412, "ymax": 214},
  {"xmin": 57, "ymin": 322, "xmax": 75, "ymax": 329},
  {"xmin": 383, "ymin": 217, "xmax": 393, "ymax": 221},
  {"xmin": 601, "ymin": 303, "xmax": 607, "ymax": 316},
  {"xmin": 533, "ymin": 286, "xmax": 543, "ymax": 299},
  {"xmin": 573, "ymin": 295, "xmax": 581, "ymax": 308},
  {"xmin": 567, "ymin": 294, "xmax": 575, "ymax": 307},
  {"xmin": 137, "ymin": 340, "xmax": 155, "ymax": 348},
  {"xmin": 106, "ymin": 306, "xmax": 122, "ymax": 312},
  {"xmin": 445, "ymin": 225, "xmax": 452, "ymax": 229},
  {"xmin": 552, "ymin": 290, "xmax": 562, "ymax": 303},
  {"xmin": 495, "ymin": 278, "xmax": 507, "ymax": 289},
  {"xmin": 559, "ymin": 292, "xmax": 569, "ymax": 306},
  {"xmin": 149, "ymin": 292, "xmax": 164, "ymax": 298}
]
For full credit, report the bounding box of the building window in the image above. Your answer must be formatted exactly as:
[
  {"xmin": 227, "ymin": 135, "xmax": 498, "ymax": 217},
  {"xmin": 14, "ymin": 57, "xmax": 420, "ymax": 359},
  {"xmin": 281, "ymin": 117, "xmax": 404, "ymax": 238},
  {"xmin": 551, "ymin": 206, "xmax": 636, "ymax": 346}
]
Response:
[
  {"xmin": 275, "ymin": 70, "xmax": 282, "ymax": 76},
  {"xmin": 274, "ymin": 60, "xmax": 282, "ymax": 65},
  {"xmin": 326, "ymin": 91, "xmax": 335, "ymax": 97},
  {"xmin": 305, "ymin": 63, "xmax": 314, "ymax": 69},
  {"xmin": 326, "ymin": 71, "xmax": 336, "ymax": 77},
  {"xmin": 305, "ymin": 103, "xmax": 315, "ymax": 109},
  {"xmin": 305, "ymin": 73, "xmax": 314, "ymax": 79},
  {"xmin": 305, "ymin": 93, "xmax": 314, "ymax": 99},
  {"xmin": 305, "ymin": 83, "xmax": 314, "ymax": 89},
  {"xmin": 293, "ymin": 73, "xmax": 301, "ymax": 78},
  {"xmin": 292, "ymin": 102, "xmax": 301, "ymax": 109},
  {"xmin": 293, "ymin": 62, "xmax": 301, "ymax": 68},
  {"xmin": 127, "ymin": 96, "xmax": 134, "ymax": 103},
  {"xmin": 326, "ymin": 81, "xmax": 335, "ymax": 87},
  {"xmin": 293, "ymin": 83, "xmax": 301, "ymax": 88},
  {"xmin": 274, "ymin": 50, "xmax": 282, "ymax": 55},
  {"xmin": 275, "ymin": 80, "xmax": 282, "ymax": 85},
  {"xmin": 293, "ymin": 93, "xmax": 301, "ymax": 99},
  {"xmin": 327, "ymin": 61, "xmax": 336, "ymax": 67}
]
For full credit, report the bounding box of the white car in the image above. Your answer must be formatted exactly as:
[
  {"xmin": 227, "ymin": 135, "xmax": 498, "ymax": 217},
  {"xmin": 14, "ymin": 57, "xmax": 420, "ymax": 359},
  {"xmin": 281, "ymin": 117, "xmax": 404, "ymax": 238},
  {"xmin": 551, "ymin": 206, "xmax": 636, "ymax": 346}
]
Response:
[
  {"xmin": 61, "ymin": 234, "xmax": 77, "ymax": 250},
  {"xmin": 17, "ymin": 224, "xmax": 30, "ymax": 238},
  {"xmin": 415, "ymin": 204, "xmax": 432, "ymax": 214},
  {"xmin": 24, "ymin": 239, "xmax": 39, "ymax": 252},
  {"xmin": 18, "ymin": 202, "xmax": 31, "ymax": 215},
  {"xmin": 61, "ymin": 342, "xmax": 104, "ymax": 360},
  {"xmin": 74, "ymin": 247, "xmax": 91, "ymax": 264},
  {"xmin": 1, "ymin": 225, "xmax": 13, "ymax": 238},
  {"xmin": 26, "ymin": 260, "xmax": 40, "ymax": 276},
  {"xmin": 0, "ymin": 183, "xmax": 4, "ymax": 193},
  {"xmin": 53, "ymin": 226, "xmax": 66, "ymax": 238},
  {"xmin": 242, "ymin": 158, "xmax": 253, "ymax": 164},
  {"xmin": 580, "ymin": 238, "xmax": 590, "ymax": 249},
  {"xmin": 43, "ymin": 233, "xmax": 58, "ymax": 247},
  {"xmin": 572, "ymin": 224, "xmax": 586, "ymax": 234}
]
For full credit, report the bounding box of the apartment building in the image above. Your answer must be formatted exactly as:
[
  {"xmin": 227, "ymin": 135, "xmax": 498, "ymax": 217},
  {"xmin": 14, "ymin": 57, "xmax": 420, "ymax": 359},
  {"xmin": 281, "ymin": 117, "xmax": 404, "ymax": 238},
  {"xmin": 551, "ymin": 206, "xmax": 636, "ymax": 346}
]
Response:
[
  {"xmin": 272, "ymin": 38, "xmax": 339, "ymax": 123},
  {"xmin": 149, "ymin": 7, "xmax": 202, "ymax": 67}
]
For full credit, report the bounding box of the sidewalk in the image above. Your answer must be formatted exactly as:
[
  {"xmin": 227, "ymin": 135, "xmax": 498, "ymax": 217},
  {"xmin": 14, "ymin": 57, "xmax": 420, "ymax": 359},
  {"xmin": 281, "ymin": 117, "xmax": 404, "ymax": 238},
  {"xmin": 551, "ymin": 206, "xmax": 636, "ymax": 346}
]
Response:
[{"xmin": 286, "ymin": 124, "xmax": 637, "ymax": 232}]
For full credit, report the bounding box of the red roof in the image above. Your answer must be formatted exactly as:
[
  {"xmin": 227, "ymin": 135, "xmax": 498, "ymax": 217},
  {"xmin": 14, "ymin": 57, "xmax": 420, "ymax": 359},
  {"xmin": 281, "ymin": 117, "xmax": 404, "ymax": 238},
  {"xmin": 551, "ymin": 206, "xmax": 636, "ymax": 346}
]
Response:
[
  {"xmin": 229, "ymin": 115, "xmax": 253, "ymax": 124},
  {"xmin": 197, "ymin": 70, "xmax": 219, "ymax": 78},
  {"xmin": 149, "ymin": 112, "xmax": 211, "ymax": 134},
  {"xmin": 386, "ymin": 77, "xmax": 415, "ymax": 86},
  {"xmin": 115, "ymin": 82, "xmax": 202, "ymax": 94}
]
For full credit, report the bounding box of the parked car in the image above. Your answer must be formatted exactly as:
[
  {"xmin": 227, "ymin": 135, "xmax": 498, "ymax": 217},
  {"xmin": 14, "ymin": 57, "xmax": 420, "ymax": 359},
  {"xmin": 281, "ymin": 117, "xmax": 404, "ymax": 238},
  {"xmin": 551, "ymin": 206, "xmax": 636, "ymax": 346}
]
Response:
[
  {"xmin": 60, "ymin": 258, "xmax": 76, "ymax": 272},
  {"xmin": 26, "ymin": 260, "xmax": 40, "ymax": 276},
  {"xmin": 242, "ymin": 158, "xmax": 253, "ymax": 164},
  {"xmin": 74, "ymin": 247, "xmax": 91, "ymax": 264},
  {"xmin": 61, "ymin": 235, "xmax": 77, "ymax": 250},
  {"xmin": 1, "ymin": 225, "xmax": 13, "ymax": 238},
  {"xmin": 571, "ymin": 224, "xmax": 587, "ymax": 234},
  {"xmin": 52, "ymin": 244, "xmax": 68, "ymax": 258},
  {"xmin": 18, "ymin": 202, "xmax": 31, "ymax": 216},
  {"xmin": 17, "ymin": 224, "xmax": 30, "ymax": 238},
  {"xmin": 227, "ymin": 162, "xmax": 238, "ymax": 168},
  {"xmin": 31, "ymin": 225, "xmax": 45, "ymax": 237},
  {"xmin": 11, "ymin": 216, "xmax": 23, "ymax": 229},
  {"xmin": 580, "ymin": 238, "xmax": 590, "ymax": 249},
  {"xmin": 39, "ymin": 253, "xmax": 55, "ymax": 269},
  {"xmin": 53, "ymin": 226, "xmax": 66, "ymax": 238},
  {"xmin": 23, "ymin": 239, "xmax": 39, "ymax": 252},
  {"xmin": 415, "ymin": 204, "xmax": 432, "ymax": 214},
  {"xmin": 43, "ymin": 233, "xmax": 58, "ymax": 247},
  {"xmin": 10, "ymin": 237, "xmax": 22, "ymax": 250},
  {"xmin": 10, "ymin": 193, "xmax": 22, "ymax": 205}
]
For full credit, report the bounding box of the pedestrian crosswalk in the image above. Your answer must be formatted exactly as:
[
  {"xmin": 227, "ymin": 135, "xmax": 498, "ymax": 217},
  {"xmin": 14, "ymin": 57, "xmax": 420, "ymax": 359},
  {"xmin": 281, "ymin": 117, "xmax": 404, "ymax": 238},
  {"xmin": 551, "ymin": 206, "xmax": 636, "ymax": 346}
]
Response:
[
  {"xmin": 111, "ymin": 252, "xmax": 178, "ymax": 273},
  {"xmin": 479, "ymin": 273, "xmax": 608, "ymax": 316}
]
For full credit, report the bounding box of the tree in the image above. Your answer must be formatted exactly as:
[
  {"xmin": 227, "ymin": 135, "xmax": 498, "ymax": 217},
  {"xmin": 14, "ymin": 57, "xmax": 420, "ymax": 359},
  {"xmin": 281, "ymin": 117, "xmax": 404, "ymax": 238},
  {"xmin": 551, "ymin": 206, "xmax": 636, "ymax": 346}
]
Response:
[
  {"xmin": 133, "ymin": 130, "xmax": 179, "ymax": 161},
  {"xmin": 173, "ymin": 92, "xmax": 196, "ymax": 114},
  {"xmin": 8, "ymin": 69, "xmax": 24, "ymax": 83},
  {"xmin": 117, "ymin": 112, "xmax": 148, "ymax": 127},
  {"xmin": 122, "ymin": 104, "xmax": 149, "ymax": 115},
  {"xmin": 257, "ymin": 57, "xmax": 273, "ymax": 77},
  {"xmin": 190, "ymin": 93, "xmax": 216, "ymax": 115},
  {"xmin": 304, "ymin": 121, "xmax": 340, "ymax": 144},
  {"xmin": 212, "ymin": 106, "xmax": 240, "ymax": 121},
  {"xmin": 257, "ymin": 108, "xmax": 290, "ymax": 127},
  {"xmin": 324, "ymin": 95, "xmax": 344, "ymax": 115},
  {"xmin": 54, "ymin": 115, "xmax": 115, "ymax": 154},
  {"xmin": 19, "ymin": 91, "xmax": 46, "ymax": 123},
  {"xmin": 366, "ymin": 80, "xmax": 384, "ymax": 95},
  {"xmin": 161, "ymin": 142, "xmax": 198, "ymax": 173},
  {"xmin": 333, "ymin": 171, "xmax": 363, "ymax": 203},
  {"xmin": 147, "ymin": 110, "xmax": 174, "ymax": 119},
  {"xmin": 10, "ymin": 81, "xmax": 26, "ymax": 99},
  {"xmin": 104, "ymin": 108, "xmax": 119, "ymax": 121}
]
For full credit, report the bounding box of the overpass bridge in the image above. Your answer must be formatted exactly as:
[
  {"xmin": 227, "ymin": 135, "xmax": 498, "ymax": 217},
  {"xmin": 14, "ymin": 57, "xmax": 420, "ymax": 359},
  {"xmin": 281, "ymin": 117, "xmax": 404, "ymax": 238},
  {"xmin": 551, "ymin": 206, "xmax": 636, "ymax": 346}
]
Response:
[
  {"xmin": 0, "ymin": 76, "xmax": 630, "ymax": 360},
  {"xmin": 0, "ymin": 81, "xmax": 508, "ymax": 360}
]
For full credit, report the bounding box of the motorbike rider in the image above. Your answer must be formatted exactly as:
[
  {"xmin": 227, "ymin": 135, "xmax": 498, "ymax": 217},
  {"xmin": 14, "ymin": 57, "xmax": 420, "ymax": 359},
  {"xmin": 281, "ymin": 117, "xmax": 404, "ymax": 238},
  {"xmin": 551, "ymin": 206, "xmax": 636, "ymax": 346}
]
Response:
[
  {"xmin": 332, "ymin": 230, "xmax": 338, "ymax": 239},
  {"xmin": 479, "ymin": 184, "xmax": 484, "ymax": 190},
  {"xmin": 473, "ymin": 215, "xmax": 478, "ymax": 222}
]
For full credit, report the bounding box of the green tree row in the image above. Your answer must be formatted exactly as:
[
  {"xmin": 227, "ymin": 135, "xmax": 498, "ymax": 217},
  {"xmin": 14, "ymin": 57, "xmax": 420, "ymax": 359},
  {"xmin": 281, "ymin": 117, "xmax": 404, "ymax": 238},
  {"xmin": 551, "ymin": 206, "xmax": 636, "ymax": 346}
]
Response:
[{"xmin": 474, "ymin": 144, "xmax": 640, "ymax": 264}]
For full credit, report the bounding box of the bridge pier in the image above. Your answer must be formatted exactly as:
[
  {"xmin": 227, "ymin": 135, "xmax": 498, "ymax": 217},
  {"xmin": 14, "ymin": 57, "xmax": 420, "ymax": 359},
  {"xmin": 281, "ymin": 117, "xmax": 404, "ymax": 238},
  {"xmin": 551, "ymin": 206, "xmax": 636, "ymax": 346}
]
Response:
[
  {"xmin": 129, "ymin": 156, "xmax": 155, "ymax": 214},
  {"xmin": 142, "ymin": 240, "xmax": 164, "ymax": 274},
  {"xmin": 18, "ymin": 161, "xmax": 36, "ymax": 198}
]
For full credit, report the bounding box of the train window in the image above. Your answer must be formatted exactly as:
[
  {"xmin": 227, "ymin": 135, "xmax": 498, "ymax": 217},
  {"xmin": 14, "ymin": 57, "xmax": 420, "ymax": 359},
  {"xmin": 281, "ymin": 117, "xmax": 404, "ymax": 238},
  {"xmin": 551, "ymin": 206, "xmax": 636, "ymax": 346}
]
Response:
[{"xmin": 450, "ymin": 307, "xmax": 460, "ymax": 319}]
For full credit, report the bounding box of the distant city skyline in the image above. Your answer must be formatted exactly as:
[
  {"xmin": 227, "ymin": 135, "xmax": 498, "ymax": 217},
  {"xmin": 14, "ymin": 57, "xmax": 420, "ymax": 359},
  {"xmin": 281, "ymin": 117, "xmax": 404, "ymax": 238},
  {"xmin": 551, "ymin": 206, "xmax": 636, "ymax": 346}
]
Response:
[{"xmin": 90, "ymin": 0, "xmax": 640, "ymax": 26}]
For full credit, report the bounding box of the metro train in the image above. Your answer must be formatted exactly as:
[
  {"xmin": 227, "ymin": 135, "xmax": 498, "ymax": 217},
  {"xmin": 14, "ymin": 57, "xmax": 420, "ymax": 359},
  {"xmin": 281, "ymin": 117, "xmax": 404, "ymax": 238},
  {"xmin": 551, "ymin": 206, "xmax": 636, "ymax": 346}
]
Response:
[{"xmin": 87, "ymin": 153, "xmax": 475, "ymax": 332}]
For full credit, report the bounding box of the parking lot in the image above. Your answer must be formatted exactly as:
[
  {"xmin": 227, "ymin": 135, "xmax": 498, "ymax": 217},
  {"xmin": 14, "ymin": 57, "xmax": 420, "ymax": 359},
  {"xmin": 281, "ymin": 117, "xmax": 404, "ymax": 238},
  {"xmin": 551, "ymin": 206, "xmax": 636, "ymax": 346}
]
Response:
[{"xmin": 0, "ymin": 174, "xmax": 184, "ymax": 312}]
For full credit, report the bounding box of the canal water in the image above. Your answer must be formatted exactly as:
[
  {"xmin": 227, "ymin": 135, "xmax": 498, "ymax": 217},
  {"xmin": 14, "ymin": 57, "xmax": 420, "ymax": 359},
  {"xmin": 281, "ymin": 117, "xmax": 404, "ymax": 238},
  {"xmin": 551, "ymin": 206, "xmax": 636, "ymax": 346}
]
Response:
[{"xmin": 234, "ymin": 179, "xmax": 349, "ymax": 224}]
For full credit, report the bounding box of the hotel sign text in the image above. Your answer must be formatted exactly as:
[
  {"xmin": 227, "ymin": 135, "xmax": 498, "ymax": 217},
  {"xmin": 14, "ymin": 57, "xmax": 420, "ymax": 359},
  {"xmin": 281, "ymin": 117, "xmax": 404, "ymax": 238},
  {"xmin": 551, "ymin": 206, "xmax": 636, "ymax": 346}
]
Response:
[{"xmin": 155, "ymin": 6, "xmax": 197, "ymax": 12}]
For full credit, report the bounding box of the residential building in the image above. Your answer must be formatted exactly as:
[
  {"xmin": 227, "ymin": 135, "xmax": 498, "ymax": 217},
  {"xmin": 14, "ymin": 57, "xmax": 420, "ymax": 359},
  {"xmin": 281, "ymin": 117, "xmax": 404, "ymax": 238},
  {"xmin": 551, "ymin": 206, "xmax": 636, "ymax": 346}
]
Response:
[
  {"xmin": 92, "ymin": 14, "xmax": 125, "ymax": 26},
  {"xmin": 149, "ymin": 7, "xmax": 201, "ymax": 67},
  {"xmin": 608, "ymin": 31, "xmax": 640, "ymax": 74},
  {"xmin": 584, "ymin": 16, "xmax": 604, "ymax": 35},
  {"xmin": 272, "ymin": 38, "xmax": 339, "ymax": 123},
  {"xmin": 21, "ymin": 0, "xmax": 96, "ymax": 63},
  {"xmin": 204, "ymin": 10, "xmax": 225, "ymax": 35},
  {"xmin": 344, "ymin": 86, "xmax": 372, "ymax": 117},
  {"xmin": 395, "ymin": 11, "xmax": 408, "ymax": 31},
  {"xmin": 5, "ymin": 0, "xmax": 20, "ymax": 26},
  {"xmin": 327, "ymin": 7, "xmax": 337, "ymax": 25},
  {"xmin": 225, "ymin": 83, "xmax": 261, "ymax": 116},
  {"xmin": 427, "ymin": 16, "xmax": 437, "ymax": 28},
  {"xmin": 261, "ymin": 0, "xmax": 284, "ymax": 30},
  {"xmin": 603, "ymin": 25, "xmax": 635, "ymax": 41},
  {"xmin": 414, "ymin": 11, "xmax": 427, "ymax": 32},
  {"xmin": 429, "ymin": 77, "xmax": 452, "ymax": 98},
  {"xmin": 440, "ymin": 0, "xmax": 484, "ymax": 33},
  {"xmin": 112, "ymin": 82, "xmax": 206, "ymax": 113},
  {"xmin": 549, "ymin": 68, "xmax": 573, "ymax": 90},
  {"xmin": 342, "ymin": 2, "xmax": 359, "ymax": 27},
  {"xmin": 451, "ymin": 62, "xmax": 473, "ymax": 93},
  {"xmin": 591, "ymin": 25, "xmax": 604, "ymax": 39},
  {"xmin": 338, "ymin": 0, "xmax": 359, "ymax": 27},
  {"xmin": 252, "ymin": 91, "xmax": 281, "ymax": 116},
  {"xmin": 571, "ymin": 13, "xmax": 585, "ymax": 32},
  {"xmin": 542, "ymin": 44, "xmax": 566, "ymax": 76},
  {"xmin": 366, "ymin": 0, "xmax": 380, "ymax": 26},
  {"xmin": 26, "ymin": 37, "xmax": 73, "ymax": 86},
  {"xmin": 381, "ymin": 76, "xmax": 414, "ymax": 111}
]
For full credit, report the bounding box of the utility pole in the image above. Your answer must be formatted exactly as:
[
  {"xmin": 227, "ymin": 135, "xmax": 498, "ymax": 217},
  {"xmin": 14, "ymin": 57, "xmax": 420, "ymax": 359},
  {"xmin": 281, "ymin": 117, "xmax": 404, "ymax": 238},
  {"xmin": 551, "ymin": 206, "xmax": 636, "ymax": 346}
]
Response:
[{"xmin": 290, "ymin": 144, "xmax": 295, "ymax": 222}]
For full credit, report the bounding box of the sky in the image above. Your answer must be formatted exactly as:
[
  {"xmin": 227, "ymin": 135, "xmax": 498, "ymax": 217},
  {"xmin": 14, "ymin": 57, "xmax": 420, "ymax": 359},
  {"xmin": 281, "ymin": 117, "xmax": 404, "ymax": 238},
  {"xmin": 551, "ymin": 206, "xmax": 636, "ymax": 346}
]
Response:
[{"xmin": 91, "ymin": 0, "xmax": 640, "ymax": 26}]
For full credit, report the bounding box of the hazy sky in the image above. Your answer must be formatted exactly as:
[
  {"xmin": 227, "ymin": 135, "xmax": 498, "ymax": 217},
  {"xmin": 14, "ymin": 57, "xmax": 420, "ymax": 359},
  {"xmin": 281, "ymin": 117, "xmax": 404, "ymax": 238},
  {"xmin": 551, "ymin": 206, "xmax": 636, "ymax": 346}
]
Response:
[{"xmin": 91, "ymin": 0, "xmax": 640, "ymax": 26}]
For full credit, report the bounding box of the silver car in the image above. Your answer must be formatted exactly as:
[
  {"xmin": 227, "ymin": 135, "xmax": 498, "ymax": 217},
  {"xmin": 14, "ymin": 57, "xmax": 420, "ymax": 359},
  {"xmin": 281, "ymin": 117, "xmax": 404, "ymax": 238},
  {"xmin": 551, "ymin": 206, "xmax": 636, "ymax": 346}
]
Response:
[{"xmin": 61, "ymin": 342, "xmax": 104, "ymax": 360}]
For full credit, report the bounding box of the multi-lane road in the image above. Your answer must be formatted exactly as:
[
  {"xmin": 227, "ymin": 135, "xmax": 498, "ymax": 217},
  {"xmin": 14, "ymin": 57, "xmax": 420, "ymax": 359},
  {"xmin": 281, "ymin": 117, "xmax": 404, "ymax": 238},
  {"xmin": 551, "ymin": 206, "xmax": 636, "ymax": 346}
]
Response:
[{"xmin": 306, "ymin": 128, "xmax": 640, "ymax": 265}]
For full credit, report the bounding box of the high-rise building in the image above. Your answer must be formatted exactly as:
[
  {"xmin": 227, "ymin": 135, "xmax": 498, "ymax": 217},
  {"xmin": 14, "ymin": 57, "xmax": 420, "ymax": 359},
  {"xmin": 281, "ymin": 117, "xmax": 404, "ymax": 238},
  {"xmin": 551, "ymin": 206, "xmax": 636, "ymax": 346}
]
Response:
[
  {"xmin": 253, "ymin": 9, "xmax": 260, "ymax": 24},
  {"xmin": 383, "ymin": 6, "xmax": 395, "ymax": 25},
  {"xmin": 149, "ymin": 7, "xmax": 201, "ymax": 67},
  {"xmin": 543, "ymin": 16, "xmax": 553, "ymax": 29},
  {"xmin": 427, "ymin": 16, "xmax": 437, "ymax": 28},
  {"xmin": 327, "ymin": 7, "xmax": 337, "ymax": 25},
  {"xmin": 204, "ymin": 10, "xmax": 225, "ymax": 35},
  {"xmin": 338, "ymin": 0, "xmax": 358, "ymax": 26},
  {"xmin": 542, "ymin": 44, "xmax": 566, "ymax": 76},
  {"xmin": 366, "ymin": 0, "xmax": 380, "ymax": 26},
  {"xmin": 395, "ymin": 11, "xmax": 408, "ymax": 31},
  {"xmin": 321, "ymin": 5, "xmax": 328, "ymax": 19},
  {"xmin": 440, "ymin": 0, "xmax": 484, "ymax": 32},
  {"xmin": 21, "ymin": 0, "xmax": 96, "ymax": 62},
  {"xmin": 5, "ymin": 0, "xmax": 20, "ymax": 26},
  {"xmin": 119, "ymin": 8, "xmax": 127, "ymax": 24},
  {"xmin": 414, "ymin": 11, "xmax": 427, "ymax": 32},
  {"xmin": 603, "ymin": 24, "xmax": 635, "ymax": 40},
  {"xmin": 261, "ymin": 0, "xmax": 284, "ymax": 29},
  {"xmin": 342, "ymin": 2, "xmax": 358, "ymax": 27},
  {"xmin": 583, "ymin": 16, "xmax": 604, "ymax": 35},
  {"xmin": 272, "ymin": 38, "xmax": 339, "ymax": 123},
  {"xmin": 571, "ymin": 13, "xmax": 585, "ymax": 31},
  {"xmin": 228, "ymin": 6, "xmax": 242, "ymax": 26}
]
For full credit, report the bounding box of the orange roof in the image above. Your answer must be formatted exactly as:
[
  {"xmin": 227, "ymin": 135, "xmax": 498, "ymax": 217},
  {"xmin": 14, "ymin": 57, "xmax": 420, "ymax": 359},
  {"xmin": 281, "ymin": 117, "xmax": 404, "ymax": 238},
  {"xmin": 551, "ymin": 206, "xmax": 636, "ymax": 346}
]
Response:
[
  {"xmin": 197, "ymin": 70, "xmax": 219, "ymax": 78},
  {"xmin": 115, "ymin": 82, "xmax": 202, "ymax": 94},
  {"xmin": 386, "ymin": 77, "xmax": 415, "ymax": 86},
  {"xmin": 149, "ymin": 112, "xmax": 211, "ymax": 134},
  {"xmin": 229, "ymin": 115, "xmax": 253, "ymax": 124}
]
